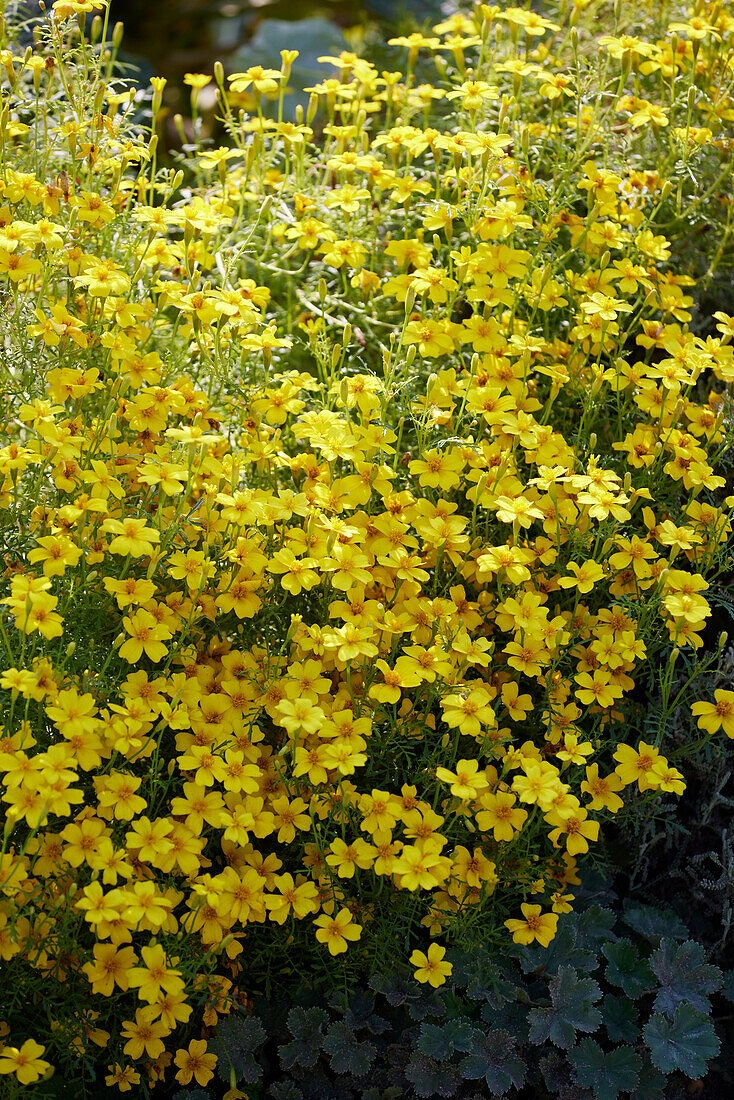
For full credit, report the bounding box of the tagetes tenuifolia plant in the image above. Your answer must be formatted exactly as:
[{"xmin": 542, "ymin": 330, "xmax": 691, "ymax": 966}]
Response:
[{"xmin": 0, "ymin": 0, "xmax": 733, "ymax": 1091}]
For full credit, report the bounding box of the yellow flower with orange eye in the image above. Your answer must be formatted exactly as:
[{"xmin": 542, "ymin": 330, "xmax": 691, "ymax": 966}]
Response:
[
  {"xmin": 408, "ymin": 447, "xmax": 464, "ymax": 489},
  {"xmin": 267, "ymin": 548, "xmax": 321, "ymax": 594},
  {"xmin": 613, "ymin": 742, "xmax": 666, "ymax": 791},
  {"xmin": 27, "ymin": 534, "xmax": 81, "ymax": 577},
  {"xmin": 7, "ymin": 590, "xmax": 64, "ymax": 639},
  {"xmin": 174, "ymin": 1040, "xmax": 217, "ymax": 1088},
  {"xmin": 119, "ymin": 609, "xmax": 171, "ymax": 663},
  {"xmin": 404, "ymin": 317, "xmax": 456, "ymax": 357},
  {"xmin": 475, "ymin": 790, "xmax": 528, "ymax": 842},
  {"xmin": 558, "ymin": 559, "xmax": 606, "ymax": 594},
  {"xmin": 505, "ymin": 904, "xmax": 558, "ymax": 947},
  {"xmin": 326, "ymin": 837, "xmax": 377, "ymax": 878},
  {"xmin": 314, "ymin": 907, "xmax": 362, "ymax": 955},
  {"xmin": 450, "ymin": 845, "xmax": 498, "ymax": 890},
  {"xmin": 580, "ymin": 765, "xmax": 625, "ymax": 813},
  {"xmin": 409, "ymin": 942, "xmax": 453, "ymax": 987},
  {"xmin": 229, "ymin": 65, "xmax": 281, "ymax": 95},
  {"xmin": 555, "ymin": 733, "xmax": 594, "ymax": 765},
  {"xmin": 0, "ymin": 248, "xmax": 42, "ymax": 281},
  {"xmin": 102, "ymin": 517, "xmax": 160, "ymax": 558},
  {"xmin": 128, "ymin": 943, "xmax": 185, "ymax": 1004},
  {"xmin": 512, "ymin": 763, "xmax": 564, "ymax": 811},
  {"xmin": 393, "ymin": 841, "xmax": 450, "ymax": 891},
  {"xmin": 166, "ymin": 549, "xmax": 216, "ymax": 591},
  {"xmin": 440, "ymin": 687, "xmax": 495, "ymax": 739},
  {"xmin": 435, "ymin": 759, "xmax": 489, "ymax": 801},
  {"xmin": 75, "ymin": 258, "xmax": 131, "ymax": 297},
  {"xmin": 0, "ymin": 1039, "xmax": 51, "ymax": 1086},
  {"xmin": 266, "ymin": 874, "xmax": 319, "ymax": 924},
  {"xmin": 574, "ymin": 671, "xmax": 624, "ymax": 710},
  {"xmin": 692, "ymin": 690, "xmax": 734, "ymax": 738},
  {"xmin": 545, "ymin": 805, "xmax": 600, "ymax": 856},
  {"xmin": 319, "ymin": 238, "xmax": 368, "ymax": 269},
  {"xmin": 119, "ymin": 1008, "xmax": 169, "ymax": 1062}
]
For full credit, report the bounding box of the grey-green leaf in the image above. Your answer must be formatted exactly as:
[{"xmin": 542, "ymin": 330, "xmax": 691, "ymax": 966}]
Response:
[
  {"xmin": 527, "ymin": 966, "xmax": 602, "ymax": 1049},
  {"xmin": 602, "ymin": 939, "xmax": 655, "ymax": 999},
  {"xmin": 649, "ymin": 938, "xmax": 722, "ymax": 1016},
  {"xmin": 568, "ymin": 1039, "xmax": 641, "ymax": 1100},
  {"xmin": 644, "ymin": 1004, "xmax": 721, "ymax": 1078}
]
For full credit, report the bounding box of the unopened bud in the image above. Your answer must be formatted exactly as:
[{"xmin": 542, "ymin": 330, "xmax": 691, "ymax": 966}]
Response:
[
  {"xmin": 66, "ymin": 641, "xmax": 76, "ymax": 658},
  {"xmin": 112, "ymin": 21, "xmax": 124, "ymax": 49},
  {"xmin": 214, "ymin": 60, "xmax": 225, "ymax": 87}
]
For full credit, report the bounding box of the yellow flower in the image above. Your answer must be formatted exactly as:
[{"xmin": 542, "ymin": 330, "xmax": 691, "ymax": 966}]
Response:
[
  {"xmin": 120, "ymin": 1008, "xmax": 169, "ymax": 1061},
  {"xmin": 314, "ymin": 907, "xmax": 362, "ymax": 955},
  {"xmin": 409, "ymin": 942, "xmax": 453, "ymax": 987},
  {"xmin": 102, "ymin": 517, "xmax": 160, "ymax": 558},
  {"xmin": 613, "ymin": 742, "xmax": 664, "ymax": 791},
  {"xmin": 475, "ymin": 791, "xmax": 528, "ymax": 841},
  {"xmin": 0, "ymin": 1039, "xmax": 51, "ymax": 1085},
  {"xmin": 119, "ymin": 609, "xmax": 171, "ymax": 663},
  {"xmin": 692, "ymin": 690, "xmax": 734, "ymax": 738},
  {"xmin": 128, "ymin": 944, "xmax": 185, "ymax": 1004},
  {"xmin": 504, "ymin": 903, "xmax": 558, "ymax": 947},
  {"xmin": 435, "ymin": 759, "xmax": 489, "ymax": 801},
  {"xmin": 558, "ymin": 559, "xmax": 605, "ymax": 593},
  {"xmin": 174, "ymin": 1040, "xmax": 217, "ymax": 1087}
]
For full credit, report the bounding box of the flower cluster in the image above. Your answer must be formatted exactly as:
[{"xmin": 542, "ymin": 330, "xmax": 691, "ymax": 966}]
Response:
[{"xmin": 0, "ymin": 0, "xmax": 732, "ymax": 1092}]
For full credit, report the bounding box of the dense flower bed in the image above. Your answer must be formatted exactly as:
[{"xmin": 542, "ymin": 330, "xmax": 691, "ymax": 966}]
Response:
[{"xmin": 0, "ymin": 0, "xmax": 733, "ymax": 1093}]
